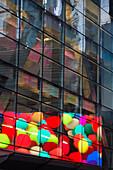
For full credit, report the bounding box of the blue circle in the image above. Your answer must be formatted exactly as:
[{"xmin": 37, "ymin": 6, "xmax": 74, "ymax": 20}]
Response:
[
  {"xmin": 16, "ymin": 118, "xmax": 28, "ymax": 129},
  {"xmin": 37, "ymin": 129, "xmax": 50, "ymax": 143}
]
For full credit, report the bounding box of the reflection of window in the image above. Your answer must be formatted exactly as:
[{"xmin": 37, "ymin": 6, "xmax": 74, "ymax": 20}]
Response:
[
  {"xmin": 18, "ymin": 72, "xmax": 39, "ymax": 93},
  {"xmin": 45, "ymin": 0, "xmax": 62, "ymax": 17}
]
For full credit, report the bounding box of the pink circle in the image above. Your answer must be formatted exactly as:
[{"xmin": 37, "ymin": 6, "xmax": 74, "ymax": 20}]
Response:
[
  {"xmin": 79, "ymin": 116, "xmax": 87, "ymax": 126},
  {"xmin": 82, "ymin": 160, "xmax": 87, "ymax": 163}
]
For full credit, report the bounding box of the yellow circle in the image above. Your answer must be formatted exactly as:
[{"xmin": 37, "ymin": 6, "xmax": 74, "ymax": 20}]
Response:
[
  {"xmin": 27, "ymin": 122, "xmax": 38, "ymax": 130},
  {"xmin": 78, "ymin": 139, "xmax": 88, "ymax": 153}
]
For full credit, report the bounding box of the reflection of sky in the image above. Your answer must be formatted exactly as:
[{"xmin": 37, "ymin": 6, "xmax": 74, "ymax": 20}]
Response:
[
  {"xmin": 54, "ymin": 0, "xmax": 62, "ymax": 16},
  {"xmin": 100, "ymin": 0, "xmax": 111, "ymax": 25},
  {"xmin": 101, "ymin": 0, "xmax": 109, "ymax": 13},
  {"xmin": 70, "ymin": 0, "xmax": 84, "ymax": 52}
]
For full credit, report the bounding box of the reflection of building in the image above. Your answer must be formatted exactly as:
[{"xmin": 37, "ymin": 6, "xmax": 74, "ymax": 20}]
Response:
[{"xmin": 0, "ymin": 0, "xmax": 113, "ymax": 169}]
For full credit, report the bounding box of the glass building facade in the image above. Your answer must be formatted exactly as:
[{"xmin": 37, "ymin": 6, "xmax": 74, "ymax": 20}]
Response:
[{"xmin": 0, "ymin": 0, "xmax": 113, "ymax": 169}]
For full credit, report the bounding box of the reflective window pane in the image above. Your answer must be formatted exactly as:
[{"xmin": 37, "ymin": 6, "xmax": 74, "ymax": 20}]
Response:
[
  {"xmin": 65, "ymin": 46, "xmax": 82, "ymax": 74},
  {"xmin": 42, "ymin": 81, "xmax": 61, "ymax": 108},
  {"xmin": 83, "ymin": 77, "xmax": 97, "ymax": 102},
  {"xmin": 44, "ymin": 34, "xmax": 64, "ymax": 64},
  {"xmin": 43, "ymin": 57, "xmax": 62, "ymax": 86},
  {"xmin": 44, "ymin": 12, "xmax": 63, "ymax": 42},
  {"xmin": 18, "ymin": 71, "xmax": 40, "ymax": 101},
  {"xmin": 0, "ymin": 61, "xmax": 16, "ymax": 91},
  {"xmin": 83, "ymin": 57, "xmax": 97, "ymax": 82},
  {"xmin": 20, "ymin": 20, "xmax": 43, "ymax": 51},
  {"xmin": 20, "ymin": 1, "xmax": 42, "ymax": 30},
  {"xmin": 64, "ymin": 68, "xmax": 80, "ymax": 94},
  {"xmin": 0, "ymin": 7, "xmax": 17, "ymax": 40}
]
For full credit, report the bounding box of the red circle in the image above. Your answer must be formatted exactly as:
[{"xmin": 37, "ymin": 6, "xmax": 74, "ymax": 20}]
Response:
[
  {"xmin": 16, "ymin": 134, "xmax": 31, "ymax": 148},
  {"xmin": 64, "ymin": 125, "xmax": 69, "ymax": 131},
  {"xmin": 59, "ymin": 141, "xmax": 70, "ymax": 155},
  {"xmin": 59, "ymin": 135, "xmax": 69, "ymax": 143},
  {"xmin": 92, "ymin": 122, "xmax": 99, "ymax": 133},
  {"xmin": 49, "ymin": 148, "xmax": 62, "ymax": 159},
  {"xmin": 30, "ymin": 141, "xmax": 37, "ymax": 148},
  {"xmin": 7, "ymin": 145, "xmax": 14, "ymax": 150},
  {"xmin": 3, "ymin": 111, "xmax": 15, "ymax": 118},
  {"xmin": 46, "ymin": 116, "xmax": 61, "ymax": 128},
  {"xmin": 2, "ymin": 126, "xmax": 16, "ymax": 140},
  {"xmin": 16, "ymin": 148, "xmax": 30, "ymax": 154},
  {"xmin": 3, "ymin": 116, "xmax": 16, "ymax": 126},
  {"xmin": 43, "ymin": 142, "xmax": 57, "ymax": 152},
  {"xmin": 18, "ymin": 113, "xmax": 32, "ymax": 122},
  {"xmin": 73, "ymin": 134, "xmax": 84, "ymax": 149},
  {"xmin": 88, "ymin": 134, "xmax": 97, "ymax": 143},
  {"xmin": 69, "ymin": 152, "xmax": 82, "ymax": 163}
]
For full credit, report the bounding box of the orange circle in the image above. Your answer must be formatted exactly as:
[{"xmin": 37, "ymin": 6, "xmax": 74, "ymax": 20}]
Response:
[{"xmin": 32, "ymin": 112, "xmax": 43, "ymax": 123}]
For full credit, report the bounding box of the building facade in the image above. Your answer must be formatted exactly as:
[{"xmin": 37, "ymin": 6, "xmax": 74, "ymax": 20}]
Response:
[{"xmin": 0, "ymin": 0, "xmax": 113, "ymax": 169}]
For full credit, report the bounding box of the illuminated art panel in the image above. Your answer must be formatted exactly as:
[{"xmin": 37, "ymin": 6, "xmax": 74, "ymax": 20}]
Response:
[{"xmin": 0, "ymin": 111, "xmax": 102, "ymax": 166}]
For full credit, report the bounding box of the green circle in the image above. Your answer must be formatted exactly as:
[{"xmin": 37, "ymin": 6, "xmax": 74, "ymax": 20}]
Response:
[
  {"xmin": 72, "ymin": 128, "xmax": 76, "ymax": 136},
  {"xmin": 17, "ymin": 129, "xmax": 26, "ymax": 136},
  {"xmin": 28, "ymin": 127, "xmax": 38, "ymax": 135},
  {"xmin": 84, "ymin": 124, "xmax": 94, "ymax": 135},
  {"xmin": 0, "ymin": 134, "xmax": 10, "ymax": 148},
  {"xmin": 47, "ymin": 135, "xmax": 58, "ymax": 144},
  {"xmin": 62, "ymin": 114, "xmax": 72, "ymax": 125}
]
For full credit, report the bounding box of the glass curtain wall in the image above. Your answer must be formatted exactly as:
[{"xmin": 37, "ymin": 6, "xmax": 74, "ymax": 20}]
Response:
[{"xmin": 0, "ymin": 0, "xmax": 113, "ymax": 169}]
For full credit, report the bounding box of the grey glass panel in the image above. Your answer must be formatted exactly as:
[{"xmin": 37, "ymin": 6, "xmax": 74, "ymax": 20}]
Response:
[
  {"xmin": 85, "ymin": 0, "xmax": 99, "ymax": 24},
  {"xmin": 0, "ymin": 0, "xmax": 18, "ymax": 15},
  {"xmin": 20, "ymin": 20, "xmax": 43, "ymax": 53},
  {"xmin": 0, "ymin": 61, "xmax": 16, "ymax": 91},
  {"xmin": 17, "ymin": 94, "xmax": 40, "ymax": 114},
  {"xmin": 18, "ymin": 71, "xmax": 40, "ymax": 101},
  {"xmin": 101, "ymin": 28, "xmax": 113, "ymax": 53},
  {"xmin": 0, "ymin": 87, "xmax": 15, "ymax": 114},
  {"xmin": 65, "ymin": 24, "xmax": 83, "ymax": 53},
  {"xmin": 42, "ymin": 81, "xmax": 61, "ymax": 108},
  {"xmin": 83, "ymin": 77, "xmax": 97, "ymax": 102},
  {"xmin": 85, "ymin": 37, "xmax": 99, "ymax": 61},
  {"xmin": 44, "ymin": 12, "xmax": 63, "ymax": 42},
  {"xmin": 64, "ymin": 91, "xmax": 79, "ymax": 112},
  {"xmin": 0, "ymin": 36, "xmax": 17, "ymax": 66},
  {"xmin": 19, "ymin": 44, "xmax": 42, "ymax": 76},
  {"xmin": 65, "ymin": 3, "xmax": 84, "ymax": 34},
  {"xmin": 65, "ymin": 46, "xmax": 82, "ymax": 74},
  {"xmin": 101, "ymin": 47, "xmax": 113, "ymax": 72},
  {"xmin": 101, "ymin": 86, "xmax": 113, "ymax": 109},
  {"xmin": 0, "ymin": 7, "xmax": 17, "ymax": 40},
  {"xmin": 44, "ymin": 34, "xmax": 64, "ymax": 64},
  {"xmin": 32, "ymin": 0, "xmax": 42, "ymax": 6},
  {"xmin": 101, "ymin": 8, "xmax": 113, "ymax": 36},
  {"xmin": 20, "ymin": 1, "xmax": 42, "ymax": 30},
  {"xmin": 85, "ymin": 18, "xmax": 99, "ymax": 44},
  {"xmin": 102, "ymin": 147, "xmax": 113, "ymax": 168},
  {"xmin": 83, "ymin": 57, "xmax": 97, "ymax": 82},
  {"xmin": 101, "ymin": 67, "xmax": 113, "ymax": 90},
  {"xmin": 64, "ymin": 68, "xmax": 80, "ymax": 94},
  {"xmin": 43, "ymin": 57, "xmax": 62, "ymax": 86},
  {"xmin": 101, "ymin": 106, "xmax": 113, "ymax": 129}
]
